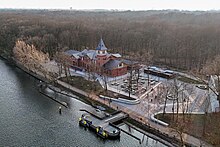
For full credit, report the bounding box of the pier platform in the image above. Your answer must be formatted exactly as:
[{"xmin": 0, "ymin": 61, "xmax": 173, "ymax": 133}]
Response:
[{"xmin": 79, "ymin": 109, "xmax": 128, "ymax": 139}]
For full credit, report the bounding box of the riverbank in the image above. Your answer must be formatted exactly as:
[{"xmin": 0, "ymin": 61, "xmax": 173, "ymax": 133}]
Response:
[
  {"xmin": 0, "ymin": 59, "xmax": 145, "ymax": 147},
  {"xmin": 64, "ymin": 81, "xmax": 212, "ymax": 147},
  {"xmin": 2, "ymin": 56, "xmax": 210, "ymax": 147},
  {"xmin": 45, "ymin": 81, "xmax": 180, "ymax": 146}
]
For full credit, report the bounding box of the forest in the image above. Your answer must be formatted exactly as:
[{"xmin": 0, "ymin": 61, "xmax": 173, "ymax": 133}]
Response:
[{"xmin": 1, "ymin": 9, "xmax": 220, "ymax": 70}]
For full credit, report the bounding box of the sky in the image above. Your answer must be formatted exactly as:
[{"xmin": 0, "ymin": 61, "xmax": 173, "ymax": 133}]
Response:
[{"xmin": 0, "ymin": 0, "xmax": 219, "ymax": 11}]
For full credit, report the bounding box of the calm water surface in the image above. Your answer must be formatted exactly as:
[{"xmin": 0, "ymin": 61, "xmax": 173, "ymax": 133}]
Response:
[{"xmin": 0, "ymin": 59, "xmax": 165, "ymax": 147}]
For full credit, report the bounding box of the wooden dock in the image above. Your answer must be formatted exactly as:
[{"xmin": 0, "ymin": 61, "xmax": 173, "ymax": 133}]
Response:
[
  {"xmin": 103, "ymin": 111, "xmax": 128, "ymax": 123},
  {"xmin": 79, "ymin": 110, "xmax": 128, "ymax": 139}
]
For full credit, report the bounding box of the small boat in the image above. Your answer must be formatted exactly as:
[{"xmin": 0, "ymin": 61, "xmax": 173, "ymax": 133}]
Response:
[
  {"xmin": 78, "ymin": 113, "xmax": 121, "ymax": 139},
  {"xmin": 79, "ymin": 114, "xmax": 92, "ymax": 127},
  {"xmin": 106, "ymin": 128, "xmax": 120, "ymax": 139},
  {"xmin": 96, "ymin": 127, "xmax": 108, "ymax": 139}
]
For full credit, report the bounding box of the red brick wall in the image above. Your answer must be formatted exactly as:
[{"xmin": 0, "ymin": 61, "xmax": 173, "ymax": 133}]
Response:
[
  {"xmin": 96, "ymin": 55, "xmax": 109, "ymax": 66},
  {"xmin": 69, "ymin": 53, "xmax": 127, "ymax": 77},
  {"xmin": 107, "ymin": 66, "xmax": 127, "ymax": 77}
]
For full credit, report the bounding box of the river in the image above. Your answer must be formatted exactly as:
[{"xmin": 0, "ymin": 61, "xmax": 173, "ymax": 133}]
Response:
[{"xmin": 0, "ymin": 58, "xmax": 167, "ymax": 147}]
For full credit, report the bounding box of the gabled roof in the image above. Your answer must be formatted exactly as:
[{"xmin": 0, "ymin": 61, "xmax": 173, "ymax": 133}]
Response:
[
  {"xmin": 103, "ymin": 59, "xmax": 122, "ymax": 70},
  {"xmin": 64, "ymin": 50, "xmax": 80, "ymax": 55},
  {"xmin": 72, "ymin": 54, "xmax": 80, "ymax": 59},
  {"xmin": 80, "ymin": 49, "xmax": 89, "ymax": 56},
  {"xmin": 121, "ymin": 59, "xmax": 138, "ymax": 65},
  {"xmin": 106, "ymin": 53, "xmax": 112, "ymax": 58},
  {"xmin": 111, "ymin": 53, "xmax": 122, "ymax": 58},
  {"xmin": 96, "ymin": 38, "xmax": 107, "ymax": 50},
  {"xmin": 78, "ymin": 49, "xmax": 97, "ymax": 60},
  {"xmin": 86, "ymin": 51, "xmax": 97, "ymax": 60},
  {"xmin": 64, "ymin": 50, "xmax": 81, "ymax": 59}
]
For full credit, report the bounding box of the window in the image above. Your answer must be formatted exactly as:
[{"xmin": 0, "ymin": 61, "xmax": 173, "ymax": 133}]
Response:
[{"xmin": 118, "ymin": 63, "xmax": 123, "ymax": 67}]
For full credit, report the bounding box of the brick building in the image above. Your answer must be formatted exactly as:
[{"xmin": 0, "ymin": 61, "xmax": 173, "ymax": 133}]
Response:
[{"xmin": 64, "ymin": 38, "xmax": 128, "ymax": 77}]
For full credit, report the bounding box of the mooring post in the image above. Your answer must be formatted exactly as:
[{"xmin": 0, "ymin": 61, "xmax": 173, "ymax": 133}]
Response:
[
  {"xmin": 142, "ymin": 134, "xmax": 145, "ymax": 143},
  {"xmin": 59, "ymin": 106, "xmax": 62, "ymax": 114}
]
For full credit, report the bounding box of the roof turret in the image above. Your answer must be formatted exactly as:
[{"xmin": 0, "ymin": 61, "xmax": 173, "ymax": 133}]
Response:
[{"xmin": 96, "ymin": 38, "xmax": 107, "ymax": 50}]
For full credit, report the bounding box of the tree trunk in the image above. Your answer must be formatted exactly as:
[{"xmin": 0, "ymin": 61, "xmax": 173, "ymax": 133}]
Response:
[
  {"xmin": 104, "ymin": 76, "xmax": 108, "ymax": 91},
  {"xmin": 217, "ymin": 76, "xmax": 220, "ymax": 107},
  {"xmin": 163, "ymin": 94, "xmax": 168, "ymax": 117},
  {"xmin": 177, "ymin": 97, "xmax": 179, "ymax": 121},
  {"xmin": 180, "ymin": 133, "xmax": 184, "ymax": 147},
  {"xmin": 172, "ymin": 99, "xmax": 175, "ymax": 121},
  {"xmin": 147, "ymin": 72, "xmax": 150, "ymax": 86},
  {"xmin": 218, "ymin": 95, "xmax": 220, "ymax": 109}
]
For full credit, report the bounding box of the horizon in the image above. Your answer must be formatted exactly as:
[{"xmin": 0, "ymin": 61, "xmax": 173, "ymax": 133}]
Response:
[
  {"xmin": 0, "ymin": 0, "xmax": 220, "ymax": 11},
  {"xmin": 1, "ymin": 8, "xmax": 220, "ymax": 12}
]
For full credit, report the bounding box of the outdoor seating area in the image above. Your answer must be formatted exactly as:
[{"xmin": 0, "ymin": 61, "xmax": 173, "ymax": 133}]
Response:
[{"xmin": 108, "ymin": 72, "xmax": 159, "ymax": 97}]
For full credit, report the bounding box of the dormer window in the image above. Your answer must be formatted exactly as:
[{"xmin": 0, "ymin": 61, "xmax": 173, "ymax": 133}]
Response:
[{"xmin": 118, "ymin": 63, "xmax": 123, "ymax": 67}]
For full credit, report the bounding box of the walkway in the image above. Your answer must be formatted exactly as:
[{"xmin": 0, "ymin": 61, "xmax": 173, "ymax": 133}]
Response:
[
  {"xmin": 88, "ymin": 93, "xmax": 212, "ymax": 147},
  {"xmin": 103, "ymin": 112, "xmax": 128, "ymax": 123},
  {"xmin": 42, "ymin": 61, "xmax": 212, "ymax": 146},
  {"xmin": 56, "ymin": 77, "xmax": 211, "ymax": 146},
  {"xmin": 56, "ymin": 80, "xmax": 89, "ymax": 97}
]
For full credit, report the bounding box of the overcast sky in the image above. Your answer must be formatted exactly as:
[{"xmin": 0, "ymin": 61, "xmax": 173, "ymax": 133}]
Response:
[{"xmin": 0, "ymin": 0, "xmax": 219, "ymax": 11}]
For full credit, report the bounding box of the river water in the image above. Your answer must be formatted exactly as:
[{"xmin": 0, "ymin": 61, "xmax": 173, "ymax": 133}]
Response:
[{"xmin": 0, "ymin": 59, "xmax": 166, "ymax": 147}]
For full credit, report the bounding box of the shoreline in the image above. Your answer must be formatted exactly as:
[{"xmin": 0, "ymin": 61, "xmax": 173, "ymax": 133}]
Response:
[{"xmin": 0, "ymin": 56, "xmax": 191, "ymax": 147}]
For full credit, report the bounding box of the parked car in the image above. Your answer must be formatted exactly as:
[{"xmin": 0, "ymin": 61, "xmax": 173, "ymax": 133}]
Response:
[
  {"xmin": 196, "ymin": 85, "xmax": 207, "ymax": 90},
  {"xmin": 121, "ymin": 85, "xmax": 126, "ymax": 88},
  {"xmin": 115, "ymin": 83, "xmax": 120, "ymax": 86},
  {"xmin": 111, "ymin": 82, "xmax": 116, "ymax": 85}
]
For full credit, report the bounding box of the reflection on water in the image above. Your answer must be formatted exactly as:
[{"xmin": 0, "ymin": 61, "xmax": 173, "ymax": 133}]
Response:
[{"xmin": 0, "ymin": 59, "xmax": 167, "ymax": 147}]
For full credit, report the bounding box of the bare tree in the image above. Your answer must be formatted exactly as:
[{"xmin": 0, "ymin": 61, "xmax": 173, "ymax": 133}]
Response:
[
  {"xmin": 201, "ymin": 55, "xmax": 220, "ymax": 107},
  {"xmin": 163, "ymin": 84, "xmax": 170, "ymax": 117},
  {"xmin": 172, "ymin": 122, "xmax": 186, "ymax": 147},
  {"xmin": 99, "ymin": 67, "xmax": 108, "ymax": 92},
  {"xmin": 169, "ymin": 78, "xmax": 187, "ymax": 121},
  {"xmin": 54, "ymin": 52, "xmax": 71, "ymax": 81},
  {"xmin": 13, "ymin": 40, "xmax": 49, "ymax": 73},
  {"xmin": 180, "ymin": 84, "xmax": 194, "ymax": 122}
]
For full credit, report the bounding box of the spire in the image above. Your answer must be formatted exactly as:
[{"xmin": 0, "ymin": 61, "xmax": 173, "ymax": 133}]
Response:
[{"xmin": 96, "ymin": 38, "xmax": 107, "ymax": 50}]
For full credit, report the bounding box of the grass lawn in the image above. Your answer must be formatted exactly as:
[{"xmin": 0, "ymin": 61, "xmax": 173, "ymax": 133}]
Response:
[
  {"xmin": 156, "ymin": 113, "xmax": 220, "ymax": 146},
  {"xmin": 60, "ymin": 76, "xmax": 136, "ymax": 100},
  {"xmin": 60, "ymin": 76, "xmax": 103, "ymax": 94}
]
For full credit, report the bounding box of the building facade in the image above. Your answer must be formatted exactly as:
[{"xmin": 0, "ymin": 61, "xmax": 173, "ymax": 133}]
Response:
[{"xmin": 65, "ymin": 38, "xmax": 128, "ymax": 77}]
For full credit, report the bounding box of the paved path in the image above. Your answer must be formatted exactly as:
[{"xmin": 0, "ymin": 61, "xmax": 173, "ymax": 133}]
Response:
[
  {"xmin": 56, "ymin": 80, "xmax": 89, "ymax": 97},
  {"xmin": 87, "ymin": 93, "xmax": 212, "ymax": 147},
  {"xmin": 40, "ymin": 61, "xmax": 212, "ymax": 146},
  {"xmin": 48, "ymin": 75, "xmax": 211, "ymax": 146},
  {"xmin": 76, "ymin": 77, "xmax": 210, "ymax": 146}
]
